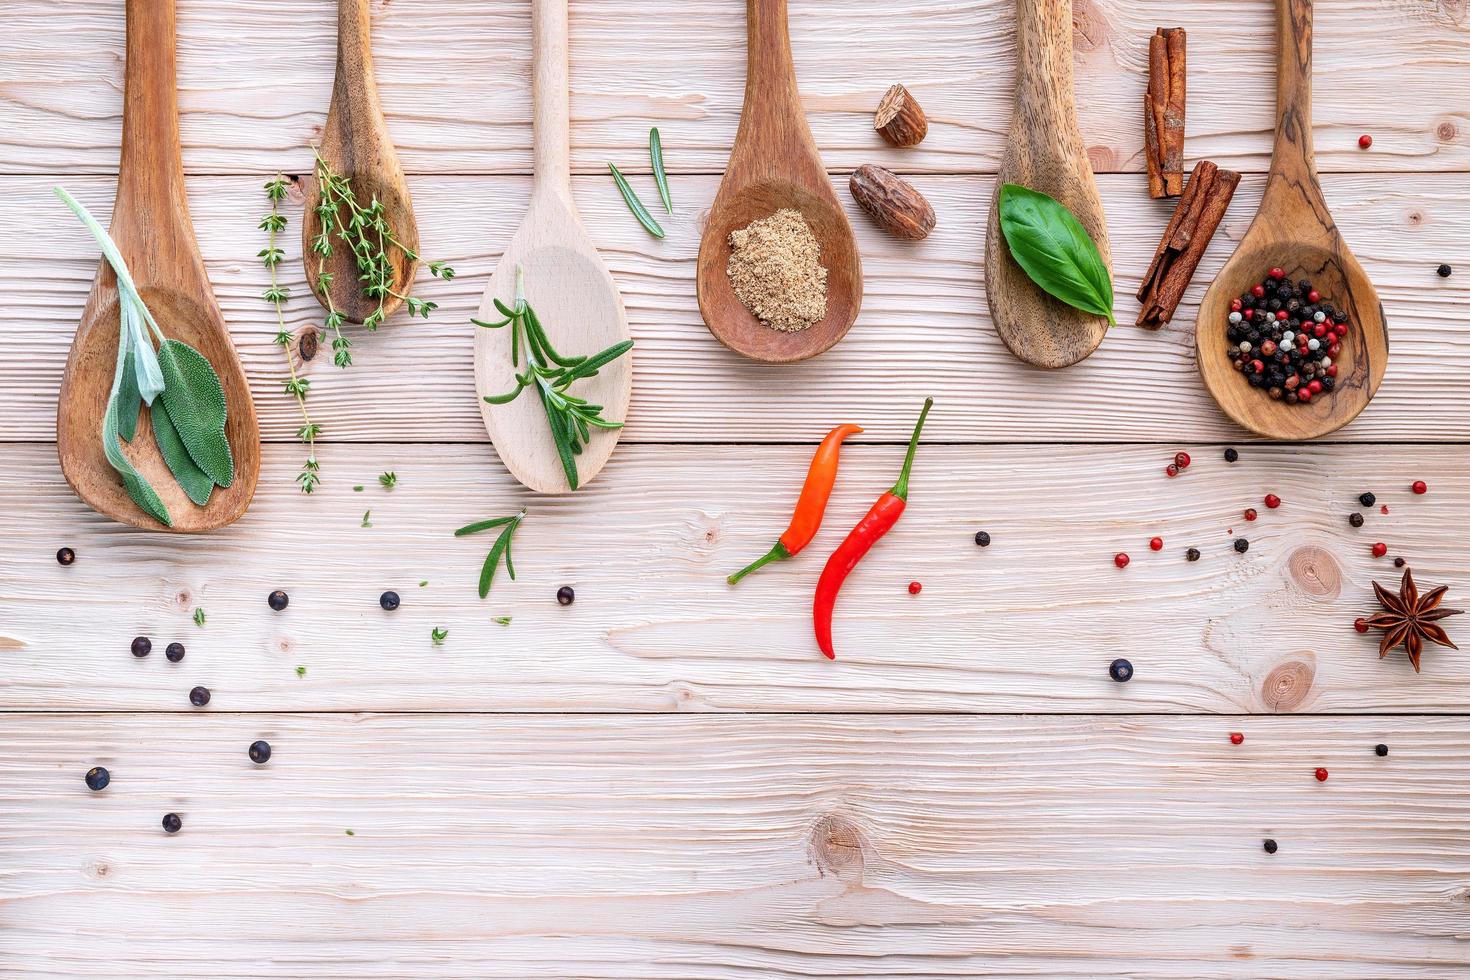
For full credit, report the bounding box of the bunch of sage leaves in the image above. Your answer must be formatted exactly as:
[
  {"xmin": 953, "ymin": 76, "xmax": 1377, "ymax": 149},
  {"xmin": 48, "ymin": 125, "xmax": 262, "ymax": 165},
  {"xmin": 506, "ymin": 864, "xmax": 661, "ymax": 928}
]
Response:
[
  {"xmin": 56, "ymin": 187, "xmax": 234, "ymax": 528},
  {"xmin": 997, "ymin": 182, "xmax": 1115, "ymax": 325}
]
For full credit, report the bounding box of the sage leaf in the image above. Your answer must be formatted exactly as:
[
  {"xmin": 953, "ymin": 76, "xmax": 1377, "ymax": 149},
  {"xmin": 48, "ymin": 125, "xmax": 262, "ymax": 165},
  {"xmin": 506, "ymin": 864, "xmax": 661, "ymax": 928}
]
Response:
[
  {"xmin": 117, "ymin": 347, "xmax": 142, "ymax": 443},
  {"xmin": 102, "ymin": 324, "xmax": 171, "ymax": 527},
  {"xmin": 155, "ymin": 339, "xmax": 234, "ymax": 487},
  {"xmin": 997, "ymin": 183, "xmax": 1115, "ymax": 325},
  {"xmin": 150, "ymin": 398, "xmax": 215, "ymax": 507},
  {"xmin": 123, "ymin": 301, "xmax": 164, "ymax": 404}
]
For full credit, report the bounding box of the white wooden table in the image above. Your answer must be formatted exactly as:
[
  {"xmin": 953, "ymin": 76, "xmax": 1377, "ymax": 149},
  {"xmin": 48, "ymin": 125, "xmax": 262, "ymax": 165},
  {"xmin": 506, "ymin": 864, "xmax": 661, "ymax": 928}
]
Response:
[{"xmin": 3, "ymin": 1, "xmax": 1469, "ymax": 975}]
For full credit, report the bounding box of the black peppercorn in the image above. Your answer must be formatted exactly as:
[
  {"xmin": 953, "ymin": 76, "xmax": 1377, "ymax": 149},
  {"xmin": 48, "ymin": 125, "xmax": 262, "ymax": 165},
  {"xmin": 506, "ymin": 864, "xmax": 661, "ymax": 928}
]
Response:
[
  {"xmin": 162, "ymin": 813, "xmax": 182, "ymax": 834},
  {"xmin": 268, "ymin": 590, "xmax": 289, "ymax": 611},
  {"xmin": 165, "ymin": 642, "xmax": 185, "ymax": 663},
  {"xmin": 1224, "ymin": 448, "xmax": 1239, "ymax": 463},
  {"xmin": 1185, "ymin": 548, "xmax": 1201, "ymax": 562},
  {"xmin": 1349, "ymin": 512, "xmax": 1365, "ymax": 528},
  {"xmin": 131, "ymin": 636, "xmax": 152, "ymax": 658},
  {"xmin": 1374, "ymin": 743, "xmax": 1389, "ymax": 757},
  {"xmin": 84, "ymin": 766, "xmax": 110, "ymax": 792},
  {"xmin": 974, "ymin": 530, "xmax": 991, "ymax": 547},
  {"xmin": 189, "ymin": 686, "xmax": 211, "ymax": 707},
  {"xmin": 556, "ymin": 586, "xmax": 575, "ymax": 606},
  {"xmin": 1108, "ymin": 658, "xmax": 1133, "ymax": 683},
  {"xmin": 249, "ymin": 740, "xmax": 272, "ymax": 764},
  {"xmin": 1234, "ymin": 538, "xmax": 1250, "ymax": 554},
  {"xmin": 56, "ymin": 547, "xmax": 75, "ymax": 566},
  {"xmin": 1359, "ymin": 492, "xmax": 1376, "ymax": 507},
  {"xmin": 379, "ymin": 591, "xmax": 400, "ymax": 611},
  {"xmin": 1263, "ymin": 839, "xmax": 1278, "ymax": 854},
  {"xmin": 1437, "ymin": 264, "xmax": 1452, "ymax": 278},
  {"xmin": 1394, "ymin": 557, "xmax": 1406, "ymax": 568}
]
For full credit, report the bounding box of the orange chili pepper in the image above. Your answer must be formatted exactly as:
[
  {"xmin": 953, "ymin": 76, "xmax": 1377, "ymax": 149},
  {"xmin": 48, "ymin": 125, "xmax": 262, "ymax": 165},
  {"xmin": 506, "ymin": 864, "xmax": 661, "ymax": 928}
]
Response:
[{"xmin": 727, "ymin": 423, "xmax": 864, "ymax": 585}]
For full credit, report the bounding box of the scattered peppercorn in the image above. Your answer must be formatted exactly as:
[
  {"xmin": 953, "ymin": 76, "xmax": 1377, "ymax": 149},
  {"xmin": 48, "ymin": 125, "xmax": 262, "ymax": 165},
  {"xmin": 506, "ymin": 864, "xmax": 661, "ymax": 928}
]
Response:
[
  {"xmin": 1244, "ymin": 508, "xmax": 1258, "ymax": 522},
  {"xmin": 162, "ymin": 813, "xmax": 182, "ymax": 834},
  {"xmin": 1185, "ymin": 548, "xmax": 1201, "ymax": 562},
  {"xmin": 1358, "ymin": 134, "xmax": 1373, "ymax": 149},
  {"xmin": 56, "ymin": 547, "xmax": 75, "ymax": 566},
  {"xmin": 1371, "ymin": 542, "xmax": 1388, "ymax": 558},
  {"xmin": 268, "ymin": 590, "xmax": 289, "ymax": 611},
  {"xmin": 1359, "ymin": 492, "xmax": 1376, "ymax": 507},
  {"xmin": 1165, "ymin": 464, "xmax": 1178, "ymax": 478},
  {"xmin": 189, "ymin": 686, "xmax": 211, "ymax": 707},
  {"xmin": 1109, "ymin": 658, "xmax": 1133, "ymax": 682},
  {"xmin": 85, "ymin": 766, "xmax": 110, "ymax": 791},
  {"xmin": 1412, "ymin": 480, "xmax": 1427, "ymax": 495},
  {"xmin": 1264, "ymin": 494, "xmax": 1281, "ymax": 509},
  {"xmin": 1354, "ymin": 617, "xmax": 1369, "ymax": 633},
  {"xmin": 908, "ymin": 581, "xmax": 922, "ymax": 595},
  {"xmin": 1375, "ymin": 743, "xmax": 1389, "ymax": 757},
  {"xmin": 1380, "ymin": 504, "xmax": 1389, "ymax": 515},
  {"xmin": 1263, "ymin": 839, "xmax": 1278, "ymax": 854},
  {"xmin": 1149, "ymin": 537, "xmax": 1163, "ymax": 551},
  {"xmin": 1224, "ymin": 448, "xmax": 1239, "ymax": 463},
  {"xmin": 379, "ymin": 591, "xmax": 400, "ymax": 611},
  {"xmin": 1437, "ymin": 264, "xmax": 1453, "ymax": 278},
  {"xmin": 1114, "ymin": 553, "xmax": 1130, "ymax": 569},
  {"xmin": 249, "ymin": 740, "xmax": 272, "ymax": 764},
  {"xmin": 131, "ymin": 636, "xmax": 151, "ymax": 658},
  {"xmin": 557, "ymin": 586, "xmax": 575, "ymax": 605},
  {"xmin": 165, "ymin": 642, "xmax": 185, "ymax": 663},
  {"xmin": 1394, "ymin": 557, "xmax": 1406, "ymax": 568},
  {"xmin": 974, "ymin": 530, "xmax": 991, "ymax": 547},
  {"xmin": 1314, "ymin": 767, "xmax": 1329, "ymax": 782},
  {"xmin": 1234, "ymin": 538, "xmax": 1250, "ymax": 554},
  {"xmin": 1226, "ymin": 270, "xmax": 1343, "ymax": 406},
  {"xmin": 1174, "ymin": 452, "xmax": 1191, "ymax": 469},
  {"xmin": 1230, "ymin": 732, "xmax": 1244, "ymax": 745},
  {"xmin": 1349, "ymin": 512, "xmax": 1365, "ymax": 528}
]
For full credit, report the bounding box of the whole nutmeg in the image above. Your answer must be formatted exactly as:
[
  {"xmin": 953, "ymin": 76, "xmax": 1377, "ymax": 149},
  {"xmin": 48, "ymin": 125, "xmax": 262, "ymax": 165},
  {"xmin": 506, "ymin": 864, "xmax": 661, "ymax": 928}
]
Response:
[{"xmin": 848, "ymin": 165, "xmax": 936, "ymax": 242}]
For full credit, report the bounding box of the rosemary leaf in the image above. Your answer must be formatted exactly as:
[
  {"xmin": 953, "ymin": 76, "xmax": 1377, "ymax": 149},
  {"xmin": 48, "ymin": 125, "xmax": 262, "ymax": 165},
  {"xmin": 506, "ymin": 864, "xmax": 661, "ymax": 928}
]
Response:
[
  {"xmin": 607, "ymin": 163, "xmax": 665, "ymax": 239},
  {"xmin": 649, "ymin": 128, "xmax": 673, "ymax": 215}
]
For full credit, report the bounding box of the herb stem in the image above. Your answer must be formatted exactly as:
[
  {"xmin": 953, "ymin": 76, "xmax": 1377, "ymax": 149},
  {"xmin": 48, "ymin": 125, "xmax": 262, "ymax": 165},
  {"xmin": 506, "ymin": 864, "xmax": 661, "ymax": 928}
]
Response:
[{"xmin": 263, "ymin": 176, "xmax": 320, "ymax": 493}]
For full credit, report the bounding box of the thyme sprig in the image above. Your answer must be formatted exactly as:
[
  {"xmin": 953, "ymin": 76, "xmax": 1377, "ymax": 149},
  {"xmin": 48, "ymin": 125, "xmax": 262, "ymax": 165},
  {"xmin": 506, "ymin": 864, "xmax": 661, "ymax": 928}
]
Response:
[
  {"xmin": 261, "ymin": 176, "xmax": 320, "ymax": 493},
  {"xmin": 309, "ymin": 148, "xmax": 455, "ymax": 366},
  {"xmin": 473, "ymin": 266, "xmax": 633, "ymax": 491},
  {"xmin": 454, "ymin": 509, "xmax": 526, "ymax": 599}
]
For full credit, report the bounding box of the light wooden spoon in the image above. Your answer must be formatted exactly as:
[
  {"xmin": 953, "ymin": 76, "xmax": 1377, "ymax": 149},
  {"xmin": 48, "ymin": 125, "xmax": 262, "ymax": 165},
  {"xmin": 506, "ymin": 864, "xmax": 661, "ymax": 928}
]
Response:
[
  {"xmin": 473, "ymin": 0, "xmax": 631, "ymax": 494},
  {"xmin": 302, "ymin": 0, "xmax": 419, "ymax": 325},
  {"xmin": 1197, "ymin": 0, "xmax": 1387, "ymax": 440},
  {"xmin": 695, "ymin": 0, "xmax": 862, "ymax": 363},
  {"xmin": 984, "ymin": 0, "xmax": 1112, "ymax": 369},
  {"xmin": 56, "ymin": 0, "xmax": 259, "ymax": 533}
]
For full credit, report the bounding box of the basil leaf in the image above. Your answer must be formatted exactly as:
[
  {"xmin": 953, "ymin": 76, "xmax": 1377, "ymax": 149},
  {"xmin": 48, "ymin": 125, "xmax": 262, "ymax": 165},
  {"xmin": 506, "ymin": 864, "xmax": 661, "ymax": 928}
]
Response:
[
  {"xmin": 997, "ymin": 183, "xmax": 1115, "ymax": 325},
  {"xmin": 156, "ymin": 339, "xmax": 234, "ymax": 488},
  {"xmin": 151, "ymin": 398, "xmax": 215, "ymax": 507}
]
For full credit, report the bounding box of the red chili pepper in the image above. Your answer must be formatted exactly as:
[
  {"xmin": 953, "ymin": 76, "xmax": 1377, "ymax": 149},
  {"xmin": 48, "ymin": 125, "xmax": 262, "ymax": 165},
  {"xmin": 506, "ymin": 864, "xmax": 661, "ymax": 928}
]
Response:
[
  {"xmin": 813, "ymin": 398, "xmax": 932, "ymax": 659},
  {"xmin": 727, "ymin": 423, "xmax": 863, "ymax": 585}
]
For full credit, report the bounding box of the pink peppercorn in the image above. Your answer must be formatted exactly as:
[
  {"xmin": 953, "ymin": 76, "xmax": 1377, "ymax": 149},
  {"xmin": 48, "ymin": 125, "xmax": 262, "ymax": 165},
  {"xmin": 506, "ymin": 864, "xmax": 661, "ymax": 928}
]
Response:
[
  {"xmin": 1358, "ymin": 134, "xmax": 1373, "ymax": 149},
  {"xmin": 1315, "ymin": 767, "xmax": 1330, "ymax": 782},
  {"xmin": 1114, "ymin": 553, "xmax": 1130, "ymax": 569},
  {"xmin": 1264, "ymin": 494, "xmax": 1281, "ymax": 509},
  {"xmin": 908, "ymin": 581, "xmax": 922, "ymax": 595},
  {"xmin": 1372, "ymin": 542, "xmax": 1388, "ymax": 558},
  {"xmin": 1230, "ymin": 732, "xmax": 1244, "ymax": 745},
  {"xmin": 1412, "ymin": 480, "xmax": 1427, "ymax": 495},
  {"xmin": 1149, "ymin": 537, "xmax": 1164, "ymax": 551}
]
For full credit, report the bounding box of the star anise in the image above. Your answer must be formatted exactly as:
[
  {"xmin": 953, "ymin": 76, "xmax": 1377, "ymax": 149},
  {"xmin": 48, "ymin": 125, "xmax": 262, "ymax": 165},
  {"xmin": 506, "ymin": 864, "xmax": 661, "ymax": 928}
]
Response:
[{"xmin": 1365, "ymin": 567, "xmax": 1462, "ymax": 672}]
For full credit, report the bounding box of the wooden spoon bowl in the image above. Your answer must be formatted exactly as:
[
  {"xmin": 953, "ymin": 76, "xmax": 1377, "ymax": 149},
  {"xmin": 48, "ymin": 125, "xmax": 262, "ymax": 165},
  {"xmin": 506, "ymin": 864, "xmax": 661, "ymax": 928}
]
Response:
[
  {"xmin": 1197, "ymin": 0, "xmax": 1387, "ymax": 440},
  {"xmin": 695, "ymin": 0, "xmax": 862, "ymax": 363}
]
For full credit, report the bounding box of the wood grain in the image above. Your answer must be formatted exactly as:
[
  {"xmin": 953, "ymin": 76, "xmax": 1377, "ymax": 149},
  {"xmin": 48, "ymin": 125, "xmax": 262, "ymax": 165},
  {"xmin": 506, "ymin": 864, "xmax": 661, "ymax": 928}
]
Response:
[
  {"xmin": 3, "ymin": 441, "xmax": 1467, "ymax": 713},
  {"xmin": 4, "ymin": 712, "xmax": 1469, "ymax": 977},
  {"xmin": 2, "ymin": 0, "xmax": 1467, "ymax": 177},
  {"xmin": 6, "ymin": 173, "xmax": 1467, "ymax": 445}
]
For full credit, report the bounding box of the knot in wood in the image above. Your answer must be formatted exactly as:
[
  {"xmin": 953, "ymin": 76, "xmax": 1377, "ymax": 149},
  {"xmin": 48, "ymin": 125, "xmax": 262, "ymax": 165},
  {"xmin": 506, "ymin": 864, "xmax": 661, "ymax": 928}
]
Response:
[
  {"xmin": 1260, "ymin": 655, "xmax": 1316, "ymax": 712},
  {"xmin": 808, "ymin": 813, "xmax": 868, "ymax": 882},
  {"xmin": 1287, "ymin": 545, "xmax": 1342, "ymax": 599}
]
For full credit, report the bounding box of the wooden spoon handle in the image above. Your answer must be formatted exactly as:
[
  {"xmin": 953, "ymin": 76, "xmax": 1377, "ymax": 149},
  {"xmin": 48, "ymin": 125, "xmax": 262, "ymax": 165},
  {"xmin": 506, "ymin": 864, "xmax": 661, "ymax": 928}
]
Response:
[
  {"xmin": 115, "ymin": 0, "xmax": 192, "ymax": 272},
  {"xmin": 329, "ymin": 0, "xmax": 389, "ymax": 152},
  {"xmin": 732, "ymin": 0, "xmax": 805, "ymax": 176},
  {"xmin": 532, "ymin": 0, "xmax": 571, "ymax": 193},
  {"xmin": 1011, "ymin": 0, "xmax": 1077, "ymax": 115},
  {"xmin": 1266, "ymin": 0, "xmax": 1320, "ymax": 200}
]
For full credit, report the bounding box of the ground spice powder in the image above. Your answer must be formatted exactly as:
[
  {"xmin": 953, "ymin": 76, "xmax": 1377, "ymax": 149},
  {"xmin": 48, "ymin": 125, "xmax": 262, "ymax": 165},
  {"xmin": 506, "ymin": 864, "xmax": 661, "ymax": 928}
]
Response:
[{"xmin": 726, "ymin": 209, "xmax": 828, "ymax": 332}]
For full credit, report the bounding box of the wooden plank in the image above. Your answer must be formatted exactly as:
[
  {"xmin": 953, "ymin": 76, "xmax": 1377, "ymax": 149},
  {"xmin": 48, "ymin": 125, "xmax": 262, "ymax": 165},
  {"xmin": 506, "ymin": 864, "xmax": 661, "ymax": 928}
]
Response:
[
  {"xmin": 5, "ymin": 172, "xmax": 1468, "ymax": 445},
  {"xmin": 3, "ymin": 441, "xmax": 1466, "ymax": 713},
  {"xmin": 3, "ymin": 0, "xmax": 1466, "ymax": 176},
  {"xmin": 2, "ymin": 712, "xmax": 1468, "ymax": 977}
]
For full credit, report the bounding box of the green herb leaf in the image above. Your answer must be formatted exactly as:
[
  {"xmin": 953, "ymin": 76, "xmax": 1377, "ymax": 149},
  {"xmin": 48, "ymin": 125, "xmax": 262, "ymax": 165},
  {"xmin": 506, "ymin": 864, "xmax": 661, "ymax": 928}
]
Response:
[
  {"xmin": 378, "ymin": 471, "xmax": 397, "ymax": 489},
  {"xmin": 997, "ymin": 183, "xmax": 1115, "ymax": 325},
  {"xmin": 116, "ymin": 348, "xmax": 142, "ymax": 442},
  {"xmin": 193, "ymin": 607, "xmax": 206, "ymax": 628},
  {"xmin": 295, "ymin": 665, "xmax": 307, "ymax": 677},
  {"xmin": 101, "ymin": 327, "xmax": 171, "ymax": 527},
  {"xmin": 608, "ymin": 163, "xmax": 665, "ymax": 238},
  {"xmin": 150, "ymin": 398, "xmax": 215, "ymax": 507},
  {"xmin": 361, "ymin": 510, "xmax": 373, "ymax": 528},
  {"xmin": 649, "ymin": 128, "xmax": 673, "ymax": 215},
  {"xmin": 461, "ymin": 510, "xmax": 526, "ymax": 599},
  {"xmin": 154, "ymin": 340, "xmax": 235, "ymax": 487},
  {"xmin": 494, "ymin": 616, "xmax": 511, "ymax": 627},
  {"xmin": 431, "ymin": 627, "xmax": 448, "ymax": 646}
]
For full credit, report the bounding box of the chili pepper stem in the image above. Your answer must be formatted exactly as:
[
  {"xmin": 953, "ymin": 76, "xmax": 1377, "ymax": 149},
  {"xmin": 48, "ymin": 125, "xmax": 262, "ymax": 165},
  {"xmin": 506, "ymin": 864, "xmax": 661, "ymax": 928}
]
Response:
[
  {"xmin": 891, "ymin": 397, "xmax": 934, "ymax": 501},
  {"xmin": 727, "ymin": 541, "xmax": 792, "ymax": 586}
]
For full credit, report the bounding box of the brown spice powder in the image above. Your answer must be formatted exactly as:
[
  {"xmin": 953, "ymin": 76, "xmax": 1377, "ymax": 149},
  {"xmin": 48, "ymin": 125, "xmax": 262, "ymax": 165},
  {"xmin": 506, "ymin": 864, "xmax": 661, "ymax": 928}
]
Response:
[{"xmin": 726, "ymin": 209, "xmax": 828, "ymax": 332}]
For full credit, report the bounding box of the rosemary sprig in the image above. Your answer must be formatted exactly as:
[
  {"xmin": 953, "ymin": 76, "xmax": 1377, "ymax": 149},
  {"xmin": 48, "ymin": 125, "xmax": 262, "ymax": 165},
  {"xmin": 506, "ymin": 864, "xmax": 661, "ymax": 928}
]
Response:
[
  {"xmin": 649, "ymin": 128, "xmax": 673, "ymax": 215},
  {"xmin": 607, "ymin": 162, "xmax": 664, "ymax": 238},
  {"xmin": 378, "ymin": 471, "xmax": 397, "ymax": 489},
  {"xmin": 473, "ymin": 266, "xmax": 633, "ymax": 491},
  {"xmin": 454, "ymin": 509, "xmax": 526, "ymax": 599},
  {"xmin": 261, "ymin": 176, "xmax": 320, "ymax": 493},
  {"xmin": 309, "ymin": 148, "xmax": 455, "ymax": 366}
]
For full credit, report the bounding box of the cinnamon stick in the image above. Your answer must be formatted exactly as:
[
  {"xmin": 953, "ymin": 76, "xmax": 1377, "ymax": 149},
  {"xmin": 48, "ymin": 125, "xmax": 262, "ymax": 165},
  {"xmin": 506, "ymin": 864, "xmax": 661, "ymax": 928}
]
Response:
[
  {"xmin": 1136, "ymin": 160, "xmax": 1240, "ymax": 328},
  {"xmin": 1144, "ymin": 28, "xmax": 1186, "ymax": 198}
]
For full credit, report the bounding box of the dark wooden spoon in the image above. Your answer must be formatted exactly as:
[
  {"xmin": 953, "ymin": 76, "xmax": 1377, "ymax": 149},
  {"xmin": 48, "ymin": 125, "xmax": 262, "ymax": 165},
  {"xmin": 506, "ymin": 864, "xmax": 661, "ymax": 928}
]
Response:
[
  {"xmin": 56, "ymin": 0, "xmax": 259, "ymax": 533},
  {"xmin": 696, "ymin": 0, "xmax": 862, "ymax": 363},
  {"xmin": 984, "ymin": 0, "xmax": 1112, "ymax": 369},
  {"xmin": 302, "ymin": 0, "xmax": 419, "ymax": 325},
  {"xmin": 1197, "ymin": 0, "xmax": 1387, "ymax": 440}
]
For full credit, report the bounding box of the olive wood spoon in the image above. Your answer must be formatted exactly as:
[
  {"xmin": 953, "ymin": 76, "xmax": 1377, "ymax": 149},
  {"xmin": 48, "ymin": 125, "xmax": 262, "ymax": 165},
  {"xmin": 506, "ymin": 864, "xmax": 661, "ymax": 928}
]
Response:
[
  {"xmin": 472, "ymin": 0, "xmax": 631, "ymax": 494},
  {"xmin": 56, "ymin": 0, "xmax": 259, "ymax": 532},
  {"xmin": 696, "ymin": 0, "xmax": 862, "ymax": 363},
  {"xmin": 302, "ymin": 0, "xmax": 419, "ymax": 325},
  {"xmin": 1197, "ymin": 0, "xmax": 1386, "ymax": 440},
  {"xmin": 984, "ymin": 0, "xmax": 1112, "ymax": 369}
]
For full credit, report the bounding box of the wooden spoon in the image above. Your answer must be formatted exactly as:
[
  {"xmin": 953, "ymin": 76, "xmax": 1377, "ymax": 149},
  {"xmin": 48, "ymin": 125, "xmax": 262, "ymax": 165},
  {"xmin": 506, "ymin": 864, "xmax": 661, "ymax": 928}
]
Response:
[
  {"xmin": 56, "ymin": 0, "xmax": 259, "ymax": 533},
  {"xmin": 984, "ymin": 0, "xmax": 1112, "ymax": 369},
  {"xmin": 472, "ymin": 0, "xmax": 631, "ymax": 494},
  {"xmin": 1197, "ymin": 0, "xmax": 1387, "ymax": 440},
  {"xmin": 695, "ymin": 0, "xmax": 863, "ymax": 363},
  {"xmin": 302, "ymin": 0, "xmax": 419, "ymax": 325}
]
